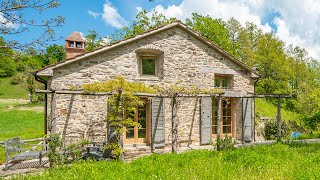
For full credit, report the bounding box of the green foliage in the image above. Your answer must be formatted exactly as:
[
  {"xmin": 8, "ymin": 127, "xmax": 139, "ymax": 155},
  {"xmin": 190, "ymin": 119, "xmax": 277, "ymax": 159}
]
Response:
[
  {"xmin": 303, "ymin": 111, "xmax": 320, "ymax": 131},
  {"xmin": 46, "ymin": 133, "xmax": 63, "ymax": 166},
  {"xmin": 215, "ymin": 136, "xmax": 235, "ymax": 151},
  {"xmin": 111, "ymin": 10, "xmax": 177, "ymax": 41},
  {"xmin": 10, "ymin": 73, "xmax": 24, "ymax": 85},
  {"xmin": 264, "ymin": 120, "xmax": 289, "ymax": 140},
  {"xmin": 21, "ymin": 143, "xmax": 320, "ymax": 179},
  {"xmin": 186, "ymin": 13, "xmax": 233, "ymax": 53},
  {"xmin": 84, "ymin": 76, "xmax": 156, "ymax": 159},
  {"xmin": 45, "ymin": 44, "xmax": 66, "ymax": 64},
  {"xmin": 85, "ymin": 30, "xmax": 106, "ymax": 51},
  {"xmin": 64, "ymin": 139, "xmax": 90, "ymax": 162}
]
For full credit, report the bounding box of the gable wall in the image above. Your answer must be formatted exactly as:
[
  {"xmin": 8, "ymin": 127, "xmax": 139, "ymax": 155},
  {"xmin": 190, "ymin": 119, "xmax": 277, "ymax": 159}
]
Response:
[{"xmin": 46, "ymin": 27, "xmax": 254, "ymax": 145}]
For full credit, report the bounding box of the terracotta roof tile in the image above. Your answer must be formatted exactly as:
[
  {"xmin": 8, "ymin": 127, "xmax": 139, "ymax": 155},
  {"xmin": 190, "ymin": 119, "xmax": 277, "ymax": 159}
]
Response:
[{"xmin": 65, "ymin": 32, "xmax": 85, "ymax": 42}]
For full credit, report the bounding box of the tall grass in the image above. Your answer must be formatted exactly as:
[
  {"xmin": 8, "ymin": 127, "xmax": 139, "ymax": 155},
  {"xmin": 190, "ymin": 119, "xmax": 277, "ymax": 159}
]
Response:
[{"xmin": 20, "ymin": 143, "xmax": 320, "ymax": 179}]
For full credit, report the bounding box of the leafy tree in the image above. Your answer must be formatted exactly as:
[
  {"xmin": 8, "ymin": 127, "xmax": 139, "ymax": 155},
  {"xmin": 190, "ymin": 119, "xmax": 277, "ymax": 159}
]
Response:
[
  {"xmin": 255, "ymin": 33, "xmax": 292, "ymax": 94},
  {"xmin": 186, "ymin": 13, "xmax": 232, "ymax": 54},
  {"xmin": 0, "ymin": 0, "xmax": 64, "ymax": 50},
  {"xmin": 0, "ymin": 36, "xmax": 15, "ymax": 77},
  {"xmin": 85, "ymin": 30, "xmax": 103, "ymax": 52},
  {"xmin": 111, "ymin": 10, "xmax": 176, "ymax": 41},
  {"xmin": 45, "ymin": 44, "xmax": 66, "ymax": 65}
]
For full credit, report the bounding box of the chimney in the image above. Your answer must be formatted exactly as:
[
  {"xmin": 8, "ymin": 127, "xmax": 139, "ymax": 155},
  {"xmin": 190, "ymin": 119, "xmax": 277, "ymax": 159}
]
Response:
[{"xmin": 65, "ymin": 32, "xmax": 85, "ymax": 59}]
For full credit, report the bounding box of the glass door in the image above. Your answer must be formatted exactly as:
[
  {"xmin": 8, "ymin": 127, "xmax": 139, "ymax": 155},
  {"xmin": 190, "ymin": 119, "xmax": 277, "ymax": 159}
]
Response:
[{"xmin": 212, "ymin": 98, "xmax": 233, "ymax": 138}]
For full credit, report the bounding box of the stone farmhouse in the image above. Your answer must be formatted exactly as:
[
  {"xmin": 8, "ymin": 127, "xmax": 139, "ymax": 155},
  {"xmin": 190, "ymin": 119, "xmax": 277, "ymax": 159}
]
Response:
[{"xmin": 35, "ymin": 21, "xmax": 259, "ymax": 152}]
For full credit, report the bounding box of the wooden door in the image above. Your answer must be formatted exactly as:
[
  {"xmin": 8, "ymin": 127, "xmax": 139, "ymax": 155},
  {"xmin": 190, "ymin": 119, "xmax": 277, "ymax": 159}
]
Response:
[
  {"xmin": 124, "ymin": 100, "xmax": 149, "ymax": 144},
  {"xmin": 212, "ymin": 98, "xmax": 233, "ymax": 138}
]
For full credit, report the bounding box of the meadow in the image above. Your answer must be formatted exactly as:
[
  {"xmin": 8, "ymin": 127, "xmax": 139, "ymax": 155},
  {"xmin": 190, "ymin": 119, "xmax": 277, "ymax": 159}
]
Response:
[{"xmin": 18, "ymin": 143, "xmax": 320, "ymax": 179}]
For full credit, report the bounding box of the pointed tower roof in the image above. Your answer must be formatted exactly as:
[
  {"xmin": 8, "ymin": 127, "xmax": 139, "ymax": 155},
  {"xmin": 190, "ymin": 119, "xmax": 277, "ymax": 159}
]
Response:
[{"xmin": 65, "ymin": 32, "xmax": 85, "ymax": 42}]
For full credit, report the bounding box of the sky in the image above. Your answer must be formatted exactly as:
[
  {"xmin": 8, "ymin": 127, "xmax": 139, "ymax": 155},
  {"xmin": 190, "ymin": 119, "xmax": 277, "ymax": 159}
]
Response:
[{"xmin": 3, "ymin": 0, "xmax": 320, "ymax": 60}]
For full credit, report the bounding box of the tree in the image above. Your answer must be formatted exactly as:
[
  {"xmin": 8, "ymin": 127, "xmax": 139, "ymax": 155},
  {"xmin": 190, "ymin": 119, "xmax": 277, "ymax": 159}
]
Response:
[
  {"xmin": 0, "ymin": 0, "xmax": 64, "ymax": 50},
  {"xmin": 111, "ymin": 10, "xmax": 176, "ymax": 42},
  {"xmin": 0, "ymin": 36, "xmax": 15, "ymax": 77},
  {"xmin": 84, "ymin": 30, "xmax": 103, "ymax": 52},
  {"xmin": 45, "ymin": 44, "xmax": 66, "ymax": 65},
  {"xmin": 226, "ymin": 18, "xmax": 242, "ymax": 58},
  {"xmin": 186, "ymin": 13, "xmax": 233, "ymax": 54}
]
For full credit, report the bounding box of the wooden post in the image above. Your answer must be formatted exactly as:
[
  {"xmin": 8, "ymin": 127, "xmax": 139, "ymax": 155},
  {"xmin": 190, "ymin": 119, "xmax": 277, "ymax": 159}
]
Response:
[
  {"xmin": 216, "ymin": 95, "xmax": 222, "ymax": 141},
  {"xmin": 172, "ymin": 94, "xmax": 178, "ymax": 153},
  {"xmin": 277, "ymin": 96, "xmax": 281, "ymax": 142},
  {"xmin": 51, "ymin": 92, "xmax": 57, "ymax": 134}
]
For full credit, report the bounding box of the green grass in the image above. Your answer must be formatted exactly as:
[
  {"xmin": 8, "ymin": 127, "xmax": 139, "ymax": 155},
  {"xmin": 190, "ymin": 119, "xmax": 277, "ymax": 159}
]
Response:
[
  {"xmin": 0, "ymin": 77, "xmax": 28, "ymax": 99},
  {"xmin": 256, "ymin": 98, "xmax": 299, "ymax": 122},
  {"xmin": 0, "ymin": 101, "xmax": 44, "ymax": 164},
  {"xmin": 18, "ymin": 143, "xmax": 320, "ymax": 179}
]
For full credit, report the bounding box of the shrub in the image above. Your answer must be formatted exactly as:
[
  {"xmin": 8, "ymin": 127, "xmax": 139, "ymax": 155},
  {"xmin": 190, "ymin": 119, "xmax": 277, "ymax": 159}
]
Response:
[
  {"xmin": 10, "ymin": 73, "xmax": 24, "ymax": 85},
  {"xmin": 215, "ymin": 136, "xmax": 235, "ymax": 151},
  {"xmin": 264, "ymin": 120, "xmax": 289, "ymax": 140}
]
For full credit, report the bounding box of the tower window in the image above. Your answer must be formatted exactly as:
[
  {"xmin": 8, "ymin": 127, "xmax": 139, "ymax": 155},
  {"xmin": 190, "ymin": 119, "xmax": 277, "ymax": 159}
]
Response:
[
  {"xmin": 69, "ymin": 41, "xmax": 75, "ymax": 48},
  {"xmin": 76, "ymin": 42, "xmax": 82, "ymax": 48}
]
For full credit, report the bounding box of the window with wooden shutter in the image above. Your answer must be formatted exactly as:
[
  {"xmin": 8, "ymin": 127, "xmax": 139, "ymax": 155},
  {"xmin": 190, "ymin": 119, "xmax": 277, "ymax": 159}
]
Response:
[{"xmin": 151, "ymin": 97, "xmax": 165, "ymax": 148}]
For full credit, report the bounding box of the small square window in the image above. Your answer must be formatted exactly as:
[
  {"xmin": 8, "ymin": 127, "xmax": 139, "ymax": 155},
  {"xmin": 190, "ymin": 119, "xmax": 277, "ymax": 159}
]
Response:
[
  {"xmin": 215, "ymin": 76, "xmax": 230, "ymax": 89},
  {"xmin": 76, "ymin": 42, "xmax": 82, "ymax": 48},
  {"xmin": 142, "ymin": 58, "xmax": 156, "ymax": 75},
  {"xmin": 69, "ymin": 42, "xmax": 75, "ymax": 48}
]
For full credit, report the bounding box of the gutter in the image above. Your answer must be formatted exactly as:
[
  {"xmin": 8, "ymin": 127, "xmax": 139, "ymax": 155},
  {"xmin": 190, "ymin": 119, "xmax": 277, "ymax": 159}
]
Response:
[{"xmin": 32, "ymin": 72, "xmax": 48, "ymax": 136}]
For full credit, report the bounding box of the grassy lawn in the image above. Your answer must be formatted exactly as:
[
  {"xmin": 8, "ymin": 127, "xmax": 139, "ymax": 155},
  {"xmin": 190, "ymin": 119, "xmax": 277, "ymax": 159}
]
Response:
[
  {"xmin": 0, "ymin": 77, "xmax": 28, "ymax": 99},
  {"xmin": 0, "ymin": 101, "xmax": 44, "ymax": 164},
  {"xmin": 18, "ymin": 143, "xmax": 320, "ymax": 179}
]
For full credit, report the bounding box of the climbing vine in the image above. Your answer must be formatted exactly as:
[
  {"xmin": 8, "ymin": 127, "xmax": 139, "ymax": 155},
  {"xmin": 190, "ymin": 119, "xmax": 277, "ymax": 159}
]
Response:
[{"xmin": 84, "ymin": 77, "xmax": 224, "ymax": 157}]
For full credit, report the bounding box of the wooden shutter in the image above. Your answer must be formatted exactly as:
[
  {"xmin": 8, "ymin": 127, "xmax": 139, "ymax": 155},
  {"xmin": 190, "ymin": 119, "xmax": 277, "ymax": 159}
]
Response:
[
  {"xmin": 151, "ymin": 97, "xmax": 165, "ymax": 148},
  {"xmin": 200, "ymin": 97, "xmax": 212, "ymax": 145},
  {"xmin": 242, "ymin": 98, "xmax": 253, "ymax": 142}
]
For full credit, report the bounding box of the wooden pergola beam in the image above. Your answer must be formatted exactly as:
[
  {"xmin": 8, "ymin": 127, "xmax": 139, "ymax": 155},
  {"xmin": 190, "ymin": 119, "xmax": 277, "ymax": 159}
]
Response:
[{"xmin": 35, "ymin": 89, "xmax": 224, "ymax": 98}]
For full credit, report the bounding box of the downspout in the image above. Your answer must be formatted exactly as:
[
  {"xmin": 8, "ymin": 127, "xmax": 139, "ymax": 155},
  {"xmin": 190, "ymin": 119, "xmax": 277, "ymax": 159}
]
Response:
[{"xmin": 32, "ymin": 72, "xmax": 48, "ymax": 136}]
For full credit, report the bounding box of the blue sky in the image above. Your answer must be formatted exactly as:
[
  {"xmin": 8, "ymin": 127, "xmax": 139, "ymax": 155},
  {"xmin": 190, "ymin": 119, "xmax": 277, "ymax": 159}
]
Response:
[{"xmin": 3, "ymin": 0, "xmax": 320, "ymax": 59}]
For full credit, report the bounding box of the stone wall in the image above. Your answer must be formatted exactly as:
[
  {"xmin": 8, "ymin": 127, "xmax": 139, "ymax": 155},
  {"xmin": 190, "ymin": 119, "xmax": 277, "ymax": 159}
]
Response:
[{"xmin": 45, "ymin": 26, "xmax": 254, "ymax": 145}]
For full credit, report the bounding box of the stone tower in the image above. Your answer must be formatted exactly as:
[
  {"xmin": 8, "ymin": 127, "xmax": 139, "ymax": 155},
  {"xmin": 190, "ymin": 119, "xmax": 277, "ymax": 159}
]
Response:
[{"xmin": 65, "ymin": 32, "xmax": 85, "ymax": 59}]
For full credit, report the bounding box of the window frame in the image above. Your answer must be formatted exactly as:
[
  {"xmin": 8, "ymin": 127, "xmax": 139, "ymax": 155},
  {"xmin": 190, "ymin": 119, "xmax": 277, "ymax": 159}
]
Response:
[
  {"xmin": 124, "ymin": 99, "xmax": 150, "ymax": 144},
  {"xmin": 212, "ymin": 98, "xmax": 233, "ymax": 138},
  {"xmin": 138, "ymin": 55, "xmax": 160, "ymax": 77},
  {"xmin": 141, "ymin": 57, "xmax": 157, "ymax": 76},
  {"xmin": 215, "ymin": 75, "xmax": 232, "ymax": 89}
]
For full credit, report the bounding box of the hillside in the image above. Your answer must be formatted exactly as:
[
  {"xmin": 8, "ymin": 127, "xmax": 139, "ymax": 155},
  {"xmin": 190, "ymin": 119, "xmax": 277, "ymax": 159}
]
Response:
[
  {"xmin": 255, "ymin": 98, "xmax": 299, "ymax": 122},
  {"xmin": 0, "ymin": 77, "xmax": 28, "ymax": 99}
]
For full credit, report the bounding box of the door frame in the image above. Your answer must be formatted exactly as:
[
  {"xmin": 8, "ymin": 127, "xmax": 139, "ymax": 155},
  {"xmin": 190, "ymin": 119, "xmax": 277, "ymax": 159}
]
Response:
[
  {"xmin": 123, "ymin": 99, "xmax": 150, "ymax": 144},
  {"xmin": 212, "ymin": 97, "xmax": 234, "ymax": 139}
]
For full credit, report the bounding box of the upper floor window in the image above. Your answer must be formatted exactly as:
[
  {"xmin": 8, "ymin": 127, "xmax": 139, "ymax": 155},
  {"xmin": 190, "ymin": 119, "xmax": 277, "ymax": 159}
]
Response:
[
  {"xmin": 142, "ymin": 58, "xmax": 156, "ymax": 75},
  {"xmin": 215, "ymin": 75, "xmax": 232, "ymax": 89},
  {"xmin": 136, "ymin": 48, "xmax": 163, "ymax": 78}
]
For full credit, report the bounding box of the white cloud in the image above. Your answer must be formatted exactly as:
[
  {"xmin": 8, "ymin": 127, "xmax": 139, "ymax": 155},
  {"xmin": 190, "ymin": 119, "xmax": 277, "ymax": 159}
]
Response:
[
  {"xmin": 102, "ymin": 1, "xmax": 128, "ymax": 28},
  {"xmin": 145, "ymin": 0, "xmax": 320, "ymax": 59},
  {"xmin": 88, "ymin": 10, "xmax": 100, "ymax": 19},
  {"xmin": 136, "ymin": 6, "xmax": 143, "ymax": 13},
  {"xmin": 0, "ymin": 12, "xmax": 19, "ymax": 29}
]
